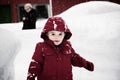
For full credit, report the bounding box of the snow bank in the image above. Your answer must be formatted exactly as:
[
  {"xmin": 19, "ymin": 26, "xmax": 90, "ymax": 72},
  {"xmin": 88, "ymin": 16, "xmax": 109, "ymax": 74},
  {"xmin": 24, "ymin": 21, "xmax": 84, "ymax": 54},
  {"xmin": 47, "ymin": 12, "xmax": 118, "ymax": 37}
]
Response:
[
  {"xmin": 0, "ymin": 28, "xmax": 21, "ymax": 80},
  {"xmin": 59, "ymin": 1, "xmax": 120, "ymax": 80},
  {"xmin": 60, "ymin": 1, "xmax": 120, "ymax": 17}
]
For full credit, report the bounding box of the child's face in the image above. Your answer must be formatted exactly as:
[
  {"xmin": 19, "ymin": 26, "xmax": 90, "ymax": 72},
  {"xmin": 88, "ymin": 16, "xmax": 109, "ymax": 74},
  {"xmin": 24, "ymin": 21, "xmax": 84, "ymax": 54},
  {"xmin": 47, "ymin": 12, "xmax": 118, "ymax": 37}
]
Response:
[{"xmin": 47, "ymin": 31, "xmax": 65, "ymax": 46}]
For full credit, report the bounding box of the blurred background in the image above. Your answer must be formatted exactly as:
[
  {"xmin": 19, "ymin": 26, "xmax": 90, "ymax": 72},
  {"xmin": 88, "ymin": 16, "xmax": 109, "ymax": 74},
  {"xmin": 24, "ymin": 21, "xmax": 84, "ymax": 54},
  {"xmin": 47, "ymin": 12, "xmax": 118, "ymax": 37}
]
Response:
[{"xmin": 0, "ymin": 0, "xmax": 120, "ymax": 23}]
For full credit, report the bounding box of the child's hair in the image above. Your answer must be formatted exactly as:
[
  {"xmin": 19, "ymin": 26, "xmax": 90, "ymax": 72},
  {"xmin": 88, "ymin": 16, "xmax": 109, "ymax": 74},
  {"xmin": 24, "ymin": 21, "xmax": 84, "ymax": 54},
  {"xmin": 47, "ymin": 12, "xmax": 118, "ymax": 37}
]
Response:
[{"xmin": 41, "ymin": 17, "xmax": 72, "ymax": 40}]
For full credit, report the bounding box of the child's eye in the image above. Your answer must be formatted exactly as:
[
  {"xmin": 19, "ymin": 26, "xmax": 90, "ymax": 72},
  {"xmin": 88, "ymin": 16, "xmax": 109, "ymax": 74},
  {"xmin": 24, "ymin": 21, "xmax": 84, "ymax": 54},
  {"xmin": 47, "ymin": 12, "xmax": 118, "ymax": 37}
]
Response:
[
  {"xmin": 59, "ymin": 33, "xmax": 62, "ymax": 36},
  {"xmin": 51, "ymin": 33, "xmax": 55, "ymax": 36}
]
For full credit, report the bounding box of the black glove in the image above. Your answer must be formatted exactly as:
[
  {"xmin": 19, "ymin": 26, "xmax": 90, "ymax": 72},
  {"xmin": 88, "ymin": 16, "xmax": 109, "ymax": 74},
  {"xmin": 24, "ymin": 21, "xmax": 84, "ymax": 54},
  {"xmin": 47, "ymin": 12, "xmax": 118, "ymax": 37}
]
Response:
[{"xmin": 86, "ymin": 61, "xmax": 94, "ymax": 71}]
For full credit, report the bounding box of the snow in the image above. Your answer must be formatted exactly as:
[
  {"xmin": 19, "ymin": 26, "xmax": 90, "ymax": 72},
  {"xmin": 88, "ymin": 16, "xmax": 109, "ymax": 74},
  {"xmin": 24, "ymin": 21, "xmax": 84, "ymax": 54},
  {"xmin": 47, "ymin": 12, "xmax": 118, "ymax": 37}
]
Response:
[
  {"xmin": 0, "ymin": 1, "xmax": 120, "ymax": 80},
  {"xmin": 0, "ymin": 28, "xmax": 21, "ymax": 80}
]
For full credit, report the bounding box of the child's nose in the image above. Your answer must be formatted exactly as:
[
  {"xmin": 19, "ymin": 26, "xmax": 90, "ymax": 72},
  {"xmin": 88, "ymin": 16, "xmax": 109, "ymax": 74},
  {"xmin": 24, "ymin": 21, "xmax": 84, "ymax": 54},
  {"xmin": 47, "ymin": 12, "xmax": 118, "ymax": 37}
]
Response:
[{"xmin": 55, "ymin": 35, "xmax": 59, "ymax": 39}]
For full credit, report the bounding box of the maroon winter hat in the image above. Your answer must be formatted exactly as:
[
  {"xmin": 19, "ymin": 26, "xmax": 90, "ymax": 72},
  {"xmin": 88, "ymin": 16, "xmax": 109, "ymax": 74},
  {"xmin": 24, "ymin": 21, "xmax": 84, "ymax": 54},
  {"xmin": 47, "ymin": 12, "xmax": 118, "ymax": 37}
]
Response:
[{"xmin": 41, "ymin": 17, "xmax": 72, "ymax": 40}]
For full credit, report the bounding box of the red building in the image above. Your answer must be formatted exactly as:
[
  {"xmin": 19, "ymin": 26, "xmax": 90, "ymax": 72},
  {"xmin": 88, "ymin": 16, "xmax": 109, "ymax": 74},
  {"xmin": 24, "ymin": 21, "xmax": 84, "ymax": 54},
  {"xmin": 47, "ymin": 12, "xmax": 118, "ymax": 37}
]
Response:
[{"xmin": 0, "ymin": 0, "xmax": 119, "ymax": 23}]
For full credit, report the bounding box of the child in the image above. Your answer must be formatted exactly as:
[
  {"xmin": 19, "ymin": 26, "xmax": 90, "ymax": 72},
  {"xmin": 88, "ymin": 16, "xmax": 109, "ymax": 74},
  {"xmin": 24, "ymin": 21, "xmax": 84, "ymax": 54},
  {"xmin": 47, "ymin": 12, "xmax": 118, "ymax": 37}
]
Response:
[{"xmin": 27, "ymin": 17, "xmax": 94, "ymax": 80}]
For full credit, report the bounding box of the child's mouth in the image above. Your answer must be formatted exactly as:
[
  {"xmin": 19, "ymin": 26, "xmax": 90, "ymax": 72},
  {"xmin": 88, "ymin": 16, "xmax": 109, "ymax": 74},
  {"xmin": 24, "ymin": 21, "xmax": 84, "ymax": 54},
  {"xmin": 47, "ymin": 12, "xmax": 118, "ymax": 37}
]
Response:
[{"xmin": 54, "ymin": 40, "xmax": 60, "ymax": 42}]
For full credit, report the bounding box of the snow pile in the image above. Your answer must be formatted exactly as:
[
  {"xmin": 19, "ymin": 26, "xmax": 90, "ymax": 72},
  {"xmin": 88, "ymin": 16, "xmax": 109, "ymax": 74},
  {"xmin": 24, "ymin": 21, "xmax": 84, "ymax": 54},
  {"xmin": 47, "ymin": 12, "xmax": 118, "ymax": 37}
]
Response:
[
  {"xmin": 60, "ymin": 1, "xmax": 120, "ymax": 17},
  {"xmin": 59, "ymin": 1, "xmax": 120, "ymax": 80},
  {"xmin": 0, "ymin": 28, "xmax": 21, "ymax": 80}
]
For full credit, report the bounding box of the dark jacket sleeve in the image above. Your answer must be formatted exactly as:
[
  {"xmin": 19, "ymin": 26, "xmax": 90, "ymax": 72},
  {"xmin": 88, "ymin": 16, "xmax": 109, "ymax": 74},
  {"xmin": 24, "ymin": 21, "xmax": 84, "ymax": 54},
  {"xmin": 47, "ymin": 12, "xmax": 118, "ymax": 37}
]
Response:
[
  {"xmin": 27, "ymin": 43, "xmax": 44, "ymax": 80},
  {"xmin": 70, "ymin": 46, "xmax": 94, "ymax": 71},
  {"xmin": 29, "ymin": 9, "xmax": 37, "ymax": 22}
]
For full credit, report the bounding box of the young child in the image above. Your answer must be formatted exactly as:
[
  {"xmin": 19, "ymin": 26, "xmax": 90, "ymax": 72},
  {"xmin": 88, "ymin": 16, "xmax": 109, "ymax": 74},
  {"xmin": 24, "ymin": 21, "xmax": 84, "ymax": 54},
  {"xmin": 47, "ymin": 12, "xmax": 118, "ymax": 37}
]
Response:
[{"xmin": 27, "ymin": 17, "xmax": 94, "ymax": 80}]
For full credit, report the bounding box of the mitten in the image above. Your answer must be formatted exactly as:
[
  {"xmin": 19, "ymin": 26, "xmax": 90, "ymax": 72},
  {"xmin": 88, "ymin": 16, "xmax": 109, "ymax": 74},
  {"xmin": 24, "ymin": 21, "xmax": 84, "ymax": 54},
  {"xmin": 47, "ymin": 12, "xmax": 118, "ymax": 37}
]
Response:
[
  {"xmin": 27, "ymin": 60, "xmax": 41, "ymax": 80},
  {"xmin": 86, "ymin": 61, "xmax": 94, "ymax": 71},
  {"xmin": 27, "ymin": 73, "xmax": 35, "ymax": 80},
  {"xmin": 28, "ymin": 61, "xmax": 41, "ymax": 75}
]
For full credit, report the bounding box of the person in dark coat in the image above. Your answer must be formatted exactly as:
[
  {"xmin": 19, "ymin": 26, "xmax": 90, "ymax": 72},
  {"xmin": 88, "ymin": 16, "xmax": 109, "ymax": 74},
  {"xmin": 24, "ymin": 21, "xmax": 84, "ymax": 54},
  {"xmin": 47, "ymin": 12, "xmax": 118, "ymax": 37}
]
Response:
[
  {"xmin": 27, "ymin": 17, "xmax": 94, "ymax": 80},
  {"xmin": 22, "ymin": 3, "xmax": 37, "ymax": 30}
]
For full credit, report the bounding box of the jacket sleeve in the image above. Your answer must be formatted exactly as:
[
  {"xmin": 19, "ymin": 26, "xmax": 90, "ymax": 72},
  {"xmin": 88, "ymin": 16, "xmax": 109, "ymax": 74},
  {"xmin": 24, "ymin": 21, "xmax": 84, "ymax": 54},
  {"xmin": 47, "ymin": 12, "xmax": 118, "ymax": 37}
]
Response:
[
  {"xmin": 27, "ymin": 43, "xmax": 44, "ymax": 80},
  {"xmin": 30, "ymin": 9, "xmax": 37, "ymax": 22},
  {"xmin": 71, "ymin": 47, "xmax": 94, "ymax": 71}
]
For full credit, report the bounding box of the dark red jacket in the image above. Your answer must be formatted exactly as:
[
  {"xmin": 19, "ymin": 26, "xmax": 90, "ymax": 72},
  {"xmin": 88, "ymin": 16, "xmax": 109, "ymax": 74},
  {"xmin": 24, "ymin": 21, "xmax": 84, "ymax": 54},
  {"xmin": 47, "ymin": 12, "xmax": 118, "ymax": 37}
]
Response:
[
  {"xmin": 27, "ymin": 17, "xmax": 94, "ymax": 80},
  {"xmin": 27, "ymin": 40, "xmax": 94, "ymax": 80}
]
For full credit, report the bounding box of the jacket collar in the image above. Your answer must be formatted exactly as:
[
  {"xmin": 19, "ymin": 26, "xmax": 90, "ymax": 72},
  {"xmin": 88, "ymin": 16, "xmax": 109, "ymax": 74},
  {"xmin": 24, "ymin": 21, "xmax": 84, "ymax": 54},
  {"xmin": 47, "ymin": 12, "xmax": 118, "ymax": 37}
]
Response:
[
  {"xmin": 44, "ymin": 39, "xmax": 68, "ymax": 49},
  {"xmin": 44, "ymin": 39, "xmax": 72, "ymax": 55}
]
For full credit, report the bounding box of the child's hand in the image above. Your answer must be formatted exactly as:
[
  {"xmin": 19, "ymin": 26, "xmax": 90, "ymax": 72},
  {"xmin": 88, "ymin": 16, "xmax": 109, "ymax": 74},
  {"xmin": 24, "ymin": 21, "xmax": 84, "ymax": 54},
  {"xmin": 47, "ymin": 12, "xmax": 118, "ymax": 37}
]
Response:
[
  {"xmin": 22, "ymin": 17, "xmax": 26, "ymax": 21},
  {"xmin": 27, "ymin": 73, "xmax": 35, "ymax": 80},
  {"xmin": 86, "ymin": 61, "xmax": 94, "ymax": 71}
]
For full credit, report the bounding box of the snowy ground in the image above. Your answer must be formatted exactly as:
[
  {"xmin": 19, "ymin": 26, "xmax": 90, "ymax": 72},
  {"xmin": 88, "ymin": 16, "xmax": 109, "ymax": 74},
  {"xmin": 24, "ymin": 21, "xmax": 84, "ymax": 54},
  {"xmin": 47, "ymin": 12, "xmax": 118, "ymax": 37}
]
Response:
[{"xmin": 0, "ymin": 1, "xmax": 120, "ymax": 80}]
